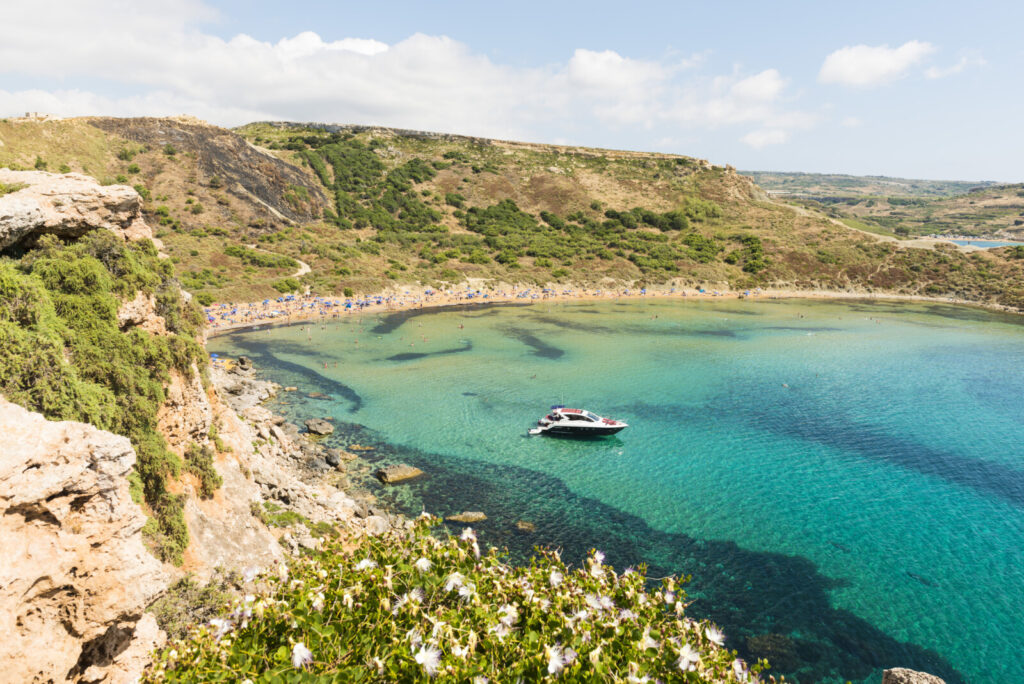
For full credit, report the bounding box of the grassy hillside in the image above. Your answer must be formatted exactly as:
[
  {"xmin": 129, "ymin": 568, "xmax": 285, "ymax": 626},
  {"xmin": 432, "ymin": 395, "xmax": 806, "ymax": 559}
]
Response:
[{"xmin": 3, "ymin": 116, "xmax": 1024, "ymax": 310}]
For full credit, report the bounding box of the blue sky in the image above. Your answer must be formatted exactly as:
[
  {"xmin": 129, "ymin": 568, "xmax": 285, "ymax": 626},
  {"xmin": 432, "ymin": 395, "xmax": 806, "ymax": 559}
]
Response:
[{"xmin": 1, "ymin": 0, "xmax": 1020, "ymax": 180}]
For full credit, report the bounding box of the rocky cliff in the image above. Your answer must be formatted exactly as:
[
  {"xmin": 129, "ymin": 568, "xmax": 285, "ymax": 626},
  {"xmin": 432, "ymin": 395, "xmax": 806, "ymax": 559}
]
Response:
[
  {"xmin": 0, "ymin": 168, "xmax": 153, "ymax": 250},
  {"xmin": 0, "ymin": 397, "xmax": 167, "ymax": 683}
]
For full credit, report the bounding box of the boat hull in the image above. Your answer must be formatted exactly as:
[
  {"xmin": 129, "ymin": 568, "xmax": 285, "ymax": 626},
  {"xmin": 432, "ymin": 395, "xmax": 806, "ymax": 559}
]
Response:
[{"xmin": 540, "ymin": 424, "xmax": 626, "ymax": 437}]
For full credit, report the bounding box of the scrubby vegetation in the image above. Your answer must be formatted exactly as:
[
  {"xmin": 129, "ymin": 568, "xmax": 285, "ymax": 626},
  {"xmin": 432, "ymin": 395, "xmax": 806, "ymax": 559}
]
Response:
[
  {"xmin": 0, "ymin": 231, "xmax": 206, "ymax": 563},
  {"xmin": 145, "ymin": 516, "xmax": 760, "ymax": 682}
]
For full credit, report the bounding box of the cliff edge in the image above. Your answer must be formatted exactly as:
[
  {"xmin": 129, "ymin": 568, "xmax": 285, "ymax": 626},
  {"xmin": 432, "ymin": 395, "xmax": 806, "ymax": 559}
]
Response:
[{"xmin": 0, "ymin": 397, "xmax": 167, "ymax": 683}]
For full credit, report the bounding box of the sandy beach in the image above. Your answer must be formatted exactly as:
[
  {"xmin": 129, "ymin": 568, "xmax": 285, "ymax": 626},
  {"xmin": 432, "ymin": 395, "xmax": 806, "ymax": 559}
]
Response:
[{"xmin": 202, "ymin": 281, "xmax": 1018, "ymax": 340}]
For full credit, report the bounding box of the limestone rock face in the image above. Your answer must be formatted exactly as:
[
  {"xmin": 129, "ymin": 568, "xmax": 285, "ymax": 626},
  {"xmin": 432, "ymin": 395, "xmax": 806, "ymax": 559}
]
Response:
[
  {"xmin": 0, "ymin": 396, "xmax": 167, "ymax": 683},
  {"xmin": 882, "ymin": 668, "xmax": 946, "ymax": 684},
  {"xmin": 156, "ymin": 365, "xmax": 213, "ymax": 456},
  {"xmin": 117, "ymin": 291, "xmax": 168, "ymax": 335},
  {"xmin": 0, "ymin": 168, "xmax": 154, "ymax": 249}
]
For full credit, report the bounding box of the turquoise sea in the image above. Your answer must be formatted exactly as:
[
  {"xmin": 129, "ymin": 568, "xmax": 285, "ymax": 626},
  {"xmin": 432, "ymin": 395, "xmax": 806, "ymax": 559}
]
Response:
[{"xmin": 209, "ymin": 298, "xmax": 1024, "ymax": 683}]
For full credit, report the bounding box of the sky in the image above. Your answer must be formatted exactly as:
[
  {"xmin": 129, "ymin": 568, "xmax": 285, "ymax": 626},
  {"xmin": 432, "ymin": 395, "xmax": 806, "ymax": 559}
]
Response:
[{"xmin": 0, "ymin": 0, "xmax": 1020, "ymax": 181}]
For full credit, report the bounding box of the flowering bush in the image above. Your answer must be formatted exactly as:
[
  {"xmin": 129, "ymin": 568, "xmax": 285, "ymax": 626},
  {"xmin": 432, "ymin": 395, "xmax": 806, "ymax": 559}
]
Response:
[{"xmin": 144, "ymin": 515, "xmax": 766, "ymax": 682}]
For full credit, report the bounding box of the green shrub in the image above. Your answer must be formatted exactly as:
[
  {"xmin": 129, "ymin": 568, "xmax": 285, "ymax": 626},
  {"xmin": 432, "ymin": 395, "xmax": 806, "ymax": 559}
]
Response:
[
  {"xmin": 343, "ymin": 287, "xmax": 354, "ymax": 297},
  {"xmin": 163, "ymin": 144, "xmax": 177, "ymax": 156},
  {"xmin": 0, "ymin": 232, "xmax": 205, "ymax": 565},
  {"xmin": 273, "ymin": 277, "xmax": 301, "ymax": 293},
  {"xmin": 195, "ymin": 292, "xmax": 215, "ymax": 306},
  {"xmin": 144, "ymin": 517, "xmax": 757, "ymax": 682},
  {"xmin": 184, "ymin": 443, "xmax": 222, "ymax": 499},
  {"xmin": 127, "ymin": 163, "xmax": 141, "ymax": 174}
]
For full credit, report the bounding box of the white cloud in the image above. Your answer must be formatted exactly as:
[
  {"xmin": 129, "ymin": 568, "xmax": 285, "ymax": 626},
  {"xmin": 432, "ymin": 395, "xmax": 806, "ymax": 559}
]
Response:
[
  {"xmin": 819, "ymin": 40, "xmax": 935, "ymax": 87},
  {"xmin": 730, "ymin": 69, "xmax": 786, "ymax": 102},
  {"xmin": 0, "ymin": 0, "xmax": 815, "ymax": 149},
  {"xmin": 924, "ymin": 53, "xmax": 986, "ymax": 79},
  {"xmin": 841, "ymin": 116, "xmax": 863, "ymax": 128},
  {"xmin": 741, "ymin": 129, "xmax": 789, "ymax": 148}
]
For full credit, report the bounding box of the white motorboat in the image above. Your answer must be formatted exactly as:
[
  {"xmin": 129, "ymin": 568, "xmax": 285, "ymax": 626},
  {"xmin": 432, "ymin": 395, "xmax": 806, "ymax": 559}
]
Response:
[{"xmin": 528, "ymin": 406, "xmax": 627, "ymax": 437}]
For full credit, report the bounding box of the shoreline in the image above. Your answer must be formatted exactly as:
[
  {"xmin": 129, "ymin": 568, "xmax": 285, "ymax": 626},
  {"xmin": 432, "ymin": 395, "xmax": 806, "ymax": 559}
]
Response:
[{"xmin": 203, "ymin": 284, "xmax": 1021, "ymax": 339}]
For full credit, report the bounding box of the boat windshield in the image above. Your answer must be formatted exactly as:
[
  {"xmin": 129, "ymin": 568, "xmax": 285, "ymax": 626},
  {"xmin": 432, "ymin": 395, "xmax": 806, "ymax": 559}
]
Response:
[{"xmin": 583, "ymin": 411, "xmax": 600, "ymax": 421}]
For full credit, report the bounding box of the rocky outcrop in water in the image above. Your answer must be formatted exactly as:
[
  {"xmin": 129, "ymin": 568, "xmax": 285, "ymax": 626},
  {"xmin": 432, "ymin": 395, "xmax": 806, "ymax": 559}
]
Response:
[
  {"xmin": 304, "ymin": 418, "xmax": 334, "ymax": 435},
  {"xmin": 0, "ymin": 168, "xmax": 153, "ymax": 250},
  {"xmin": 882, "ymin": 668, "xmax": 946, "ymax": 684},
  {"xmin": 377, "ymin": 464, "xmax": 424, "ymax": 484},
  {"xmin": 447, "ymin": 511, "xmax": 487, "ymax": 523},
  {"xmin": 0, "ymin": 396, "xmax": 167, "ymax": 683}
]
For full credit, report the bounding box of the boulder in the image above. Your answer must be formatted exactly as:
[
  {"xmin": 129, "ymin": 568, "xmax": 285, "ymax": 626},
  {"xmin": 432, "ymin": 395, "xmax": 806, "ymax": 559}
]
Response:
[
  {"xmin": 363, "ymin": 515, "xmax": 390, "ymax": 536},
  {"xmin": 0, "ymin": 168, "xmax": 154, "ymax": 249},
  {"xmin": 0, "ymin": 397, "xmax": 168, "ymax": 683},
  {"xmin": 236, "ymin": 355, "xmax": 253, "ymax": 371},
  {"xmin": 324, "ymin": 449, "xmax": 341, "ymax": 467},
  {"xmin": 447, "ymin": 511, "xmax": 487, "ymax": 523},
  {"xmin": 515, "ymin": 520, "xmax": 537, "ymax": 533},
  {"xmin": 882, "ymin": 669, "xmax": 946, "ymax": 684},
  {"xmin": 376, "ymin": 464, "xmax": 424, "ymax": 484},
  {"xmin": 304, "ymin": 418, "xmax": 334, "ymax": 435}
]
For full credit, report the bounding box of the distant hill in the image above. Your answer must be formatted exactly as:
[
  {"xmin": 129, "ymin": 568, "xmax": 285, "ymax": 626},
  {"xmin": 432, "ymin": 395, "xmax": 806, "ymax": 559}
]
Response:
[
  {"xmin": 742, "ymin": 171, "xmax": 998, "ymax": 198},
  {"xmin": 2, "ymin": 116, "xmax": 1024, "ymax": 310}
]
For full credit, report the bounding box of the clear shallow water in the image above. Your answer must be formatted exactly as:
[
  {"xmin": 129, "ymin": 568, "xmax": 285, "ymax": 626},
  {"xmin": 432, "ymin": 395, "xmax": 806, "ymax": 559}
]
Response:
[{"xmin": 210, "ymin": 298, "xmax": 1024, "ymax": 683}]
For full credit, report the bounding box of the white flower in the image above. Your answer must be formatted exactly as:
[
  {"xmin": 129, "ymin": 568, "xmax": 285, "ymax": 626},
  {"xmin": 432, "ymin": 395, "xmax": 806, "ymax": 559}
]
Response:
[
  {"xmin": 599, "ymin": 595, "xmax": 615, "ymax": 611},
  {"xmin": 593, "ymin": 550, "xmax": 605, "ymax": 564},
  {"xmin": 705, "ymin": 625, "xmax": 725, "ymax": 646},
  {"xmin": 619, "ymin": 608, "xmax": 638, "ymax": 621},
  {"xmin": 663, "ymin": 591, "xmax": 675, "ymax": 605},
  {"xmin": 291, "ymin": 642, "xmax": 313, "ymax": 669},
  {"xmin": 733, "ymin": 658, "xmax": 749, "ymax": 682},
  {"xmin": 676, "ymin": 642, "xmax": 699, "ymax": 671},
  {"xmin": 354, "ymin": 558, "xmax": 377, "ymax": 571},
  {"xmin": 406, "ymin": 628, "xmax": 423, "ymax": 648},
  {"xmin": 414, "ymin": 644, "xmax": 441, "ymax": 677},
  {"xmin": 489, "ymin": 622, "xmax": 512, "ymax": 641},
  {"xmin": 452, "ymin": 643, "xmax": 470, "ymax": 659},
  {"xmin": 208, "ymin": 618, "xmax": 233, "ymax": 640},
  {"xmin": 562, "ymin": 647, "xmax": 578, "ymax": 665},
  {"xmin": 460, "ymin": 527, "xmax": 477, "ymax": 542},
  {"xmin": 638, "ymin": 626, "xmax": 660, "ymax": 651},
  {"xmin": 414, "ymin": 557, "xmax": 433, "ymax": 573},
  {"xmin": 546, "ymin": 645, "xmax": 564, "ymax": 675},
  {"xmin": 342, "ymin": 591, "xmax": 354, "ymax": 609},
  {"xmin": 241, "ymin": 679, "xmax": 254, "ymax": 684},
  {"xmin": 498, "ymin": 603, "xmax": 519, "ymax": 627},
  {"xmin": 310, "ymin": 591, "xmax": 324, "ymax": 612},
  {"xmin": 242, "ymin": 566, "xmax": 261, "ymax": 582},
  {"xmin": 585, "ymin": 594, "xmax": 602, "ymax": 611},
  {"xmin": 549, "ymin": 570, "xmax": 563, "ymax": 587},
  {"xmin": 445, "ymin": 572, "xmax": 465, "ymax": 592},
  {"xmin": 589, "ymin": 645, "xmax": 602, "ymax": 666},
  {"xmin": 458, "ymin": 582, "xmax": 475, "ymax": 602}
]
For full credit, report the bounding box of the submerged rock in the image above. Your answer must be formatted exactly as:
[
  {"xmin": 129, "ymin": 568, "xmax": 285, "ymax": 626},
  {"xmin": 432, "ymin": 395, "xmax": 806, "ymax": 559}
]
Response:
[
  {"xmin": 304, "ymin": 418, "xmax": 334, "ymax": 435},
  {"xmin": 515, "ymin": 520, "xmax": 537, "ymax": 533},
  {"xmin": 882, "ymin": 668, "xmax": 946, "ymax": 684},
  {"xmin": 447, "ymin": 511, "xmax": 487, "ymax": 523},
  {"xmin": 376, "ymin": 464, "xmax": 424, "ymax": 484}
]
